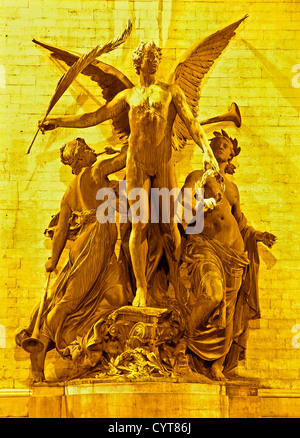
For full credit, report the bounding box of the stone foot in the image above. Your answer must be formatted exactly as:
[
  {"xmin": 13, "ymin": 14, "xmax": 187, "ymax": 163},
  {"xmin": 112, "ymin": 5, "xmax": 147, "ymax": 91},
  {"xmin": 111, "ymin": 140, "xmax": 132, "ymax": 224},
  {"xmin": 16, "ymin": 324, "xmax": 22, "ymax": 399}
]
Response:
[
  {"xmin": 132, "ymin": 287, "xmax": 147, "ymax": 307},
  {"xmin": 31, "ymin": 367, "xmax": 45, "ymax": 383},
  {"xmin": 211, "ymin": 362, "xmax": 227, "ymax": 381}
]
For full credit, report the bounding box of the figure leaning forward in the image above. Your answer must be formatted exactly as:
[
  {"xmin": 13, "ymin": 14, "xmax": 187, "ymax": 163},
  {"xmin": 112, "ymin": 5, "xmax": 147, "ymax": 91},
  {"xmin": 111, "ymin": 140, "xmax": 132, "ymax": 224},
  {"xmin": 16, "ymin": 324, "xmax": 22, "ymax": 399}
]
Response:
[{"xmin": 16, "ymin": 138, "xmax": 129, "ymax": 381}]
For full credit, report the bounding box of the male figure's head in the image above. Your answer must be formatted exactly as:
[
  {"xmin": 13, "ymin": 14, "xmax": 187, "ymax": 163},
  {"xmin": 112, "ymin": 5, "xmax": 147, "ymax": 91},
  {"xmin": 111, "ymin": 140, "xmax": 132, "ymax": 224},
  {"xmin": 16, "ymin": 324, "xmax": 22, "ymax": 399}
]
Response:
[
  {"xmin": 209, "ymin": 130, "xmax": 240, "ymax": 174},
  {"xmin": 60, "ymin": 137, "xmax": 97, "ymax": 174},
  {"xmin": 132, "ymin": 41, "xmax": 162, "ymax": 76}
]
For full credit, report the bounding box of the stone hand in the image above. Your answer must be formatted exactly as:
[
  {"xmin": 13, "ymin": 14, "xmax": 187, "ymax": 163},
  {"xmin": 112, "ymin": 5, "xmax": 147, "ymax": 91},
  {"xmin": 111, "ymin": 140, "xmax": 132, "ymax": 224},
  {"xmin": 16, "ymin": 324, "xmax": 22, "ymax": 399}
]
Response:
[
  {"xmin": 45, "ymin": 257, "xmax": 55, "ymax": 272},
  {"xmin": 104, "ymin": 145, "xmax": 122, "ymax": 155},
  {"xmin": 39, "ymin": 118, "xmax": 59, "ymax": 133},
  {"xmin": 203, "ymin": 197, "xmax": 217, "ymax": 212},
  {"xmin": 256, "ymin": 231, "xmax": 277, "ymax": 248}
]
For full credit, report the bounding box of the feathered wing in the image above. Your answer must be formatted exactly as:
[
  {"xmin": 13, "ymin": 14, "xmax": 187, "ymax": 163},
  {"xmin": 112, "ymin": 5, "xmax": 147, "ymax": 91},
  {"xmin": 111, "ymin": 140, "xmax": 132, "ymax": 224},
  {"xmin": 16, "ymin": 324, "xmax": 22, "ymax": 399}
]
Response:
[
  {"xmin": 33, "ymin": 38, "xmax": 134, "ymax": 144},
  {"xmin": 169, "ymin": 15, "xmax": 248, "ymax": 150}
]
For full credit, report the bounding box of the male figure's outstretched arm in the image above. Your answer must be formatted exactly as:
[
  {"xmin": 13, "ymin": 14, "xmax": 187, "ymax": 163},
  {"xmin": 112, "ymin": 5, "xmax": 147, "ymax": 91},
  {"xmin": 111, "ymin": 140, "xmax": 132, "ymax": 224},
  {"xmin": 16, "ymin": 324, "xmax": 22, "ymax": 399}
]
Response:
[{"xmin": 40, "ymin": 90, "xmax": 129, "ymax": 131}]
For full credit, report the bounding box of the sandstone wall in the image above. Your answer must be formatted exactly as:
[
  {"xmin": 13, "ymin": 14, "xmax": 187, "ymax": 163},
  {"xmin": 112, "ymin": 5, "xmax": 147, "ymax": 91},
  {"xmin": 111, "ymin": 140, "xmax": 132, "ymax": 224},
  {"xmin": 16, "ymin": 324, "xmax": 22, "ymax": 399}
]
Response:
[{"xmin": 1, "ymin": 0, "xmax": 299, "ymax": 391}]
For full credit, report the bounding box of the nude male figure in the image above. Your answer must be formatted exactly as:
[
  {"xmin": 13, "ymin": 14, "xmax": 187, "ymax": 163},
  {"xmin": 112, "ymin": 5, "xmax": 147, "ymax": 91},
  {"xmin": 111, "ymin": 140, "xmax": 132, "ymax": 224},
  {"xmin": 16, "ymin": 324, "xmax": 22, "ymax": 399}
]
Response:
[{"xmin": 40, "ymin": 41, "xmax": 219, "ymax": 307}]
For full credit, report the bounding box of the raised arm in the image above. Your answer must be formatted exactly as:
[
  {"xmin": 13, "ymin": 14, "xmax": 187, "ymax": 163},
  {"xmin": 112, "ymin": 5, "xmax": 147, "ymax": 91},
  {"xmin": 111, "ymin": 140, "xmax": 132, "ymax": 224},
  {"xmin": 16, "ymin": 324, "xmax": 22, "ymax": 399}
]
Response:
[
  {"xmin": 40, "ymin": 90, "xmax": 129, "ymax": 131},
  {"xmin": 171, "ymin": 85, "xmax": 219, "ymax": 172},
  {"xmin": 45, "ymin": 197, "xmax": 72, "ymax": 272},
  {"xmin": 92, "ymin": 146, "xmax": 128, "ymax": 181}
]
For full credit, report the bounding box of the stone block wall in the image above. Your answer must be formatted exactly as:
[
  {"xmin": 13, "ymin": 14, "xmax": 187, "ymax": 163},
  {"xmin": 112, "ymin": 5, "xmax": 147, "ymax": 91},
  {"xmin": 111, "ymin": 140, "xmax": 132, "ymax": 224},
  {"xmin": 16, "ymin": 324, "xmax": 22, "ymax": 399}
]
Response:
[{"xmin": 1, "ymin": 0, "xmax": 299, "ymax": 393}]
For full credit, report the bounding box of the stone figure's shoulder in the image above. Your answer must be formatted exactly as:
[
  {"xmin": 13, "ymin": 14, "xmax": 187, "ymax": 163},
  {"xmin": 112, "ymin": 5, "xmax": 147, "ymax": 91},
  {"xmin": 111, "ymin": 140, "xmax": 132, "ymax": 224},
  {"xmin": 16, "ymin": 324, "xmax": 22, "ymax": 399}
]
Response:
[{"xmin": 183, "ymin": 169, "xmax": 204, "ymax": 187}]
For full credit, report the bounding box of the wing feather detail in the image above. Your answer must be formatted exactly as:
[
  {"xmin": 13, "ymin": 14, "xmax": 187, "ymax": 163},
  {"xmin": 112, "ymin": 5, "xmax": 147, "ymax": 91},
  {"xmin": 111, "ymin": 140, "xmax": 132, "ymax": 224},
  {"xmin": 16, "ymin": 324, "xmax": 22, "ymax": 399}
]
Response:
[
  {"xmin": 33, "ymin": 38, "xmax": 134, "ymax": 144},
  {"xmin": 170, "ymin": 15, "xmax": 248, "ymax": 150}
]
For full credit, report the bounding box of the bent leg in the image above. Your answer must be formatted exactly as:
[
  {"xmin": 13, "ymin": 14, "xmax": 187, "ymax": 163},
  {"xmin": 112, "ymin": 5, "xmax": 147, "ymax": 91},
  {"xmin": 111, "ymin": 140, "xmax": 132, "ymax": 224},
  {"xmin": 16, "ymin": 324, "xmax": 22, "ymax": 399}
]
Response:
[
  {"xmin": 211, "ymin": 273, "xmax": 243, "ymax": 381},
  {"xmin": 187, "ymin": 270, "xmax": 224, "ymax": 333},
  {"xmin": 45, "ymin": 221, "xmax": 118, "ymax": 344}
]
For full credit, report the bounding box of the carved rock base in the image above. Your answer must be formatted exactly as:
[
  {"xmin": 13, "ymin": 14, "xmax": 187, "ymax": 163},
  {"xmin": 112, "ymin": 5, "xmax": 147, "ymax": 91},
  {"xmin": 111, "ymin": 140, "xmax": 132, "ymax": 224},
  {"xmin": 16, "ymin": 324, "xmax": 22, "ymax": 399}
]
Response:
[
  {"xmin": 100, "ymin": 305, "xmax": 185, "ymax": 379},
  {"xmin": 106, "ymin": 305, "xmax": 180, "ymax": 351},
  {"xmin": 28, "ymin": 379, "xmax": 262, "ymax": 418}
]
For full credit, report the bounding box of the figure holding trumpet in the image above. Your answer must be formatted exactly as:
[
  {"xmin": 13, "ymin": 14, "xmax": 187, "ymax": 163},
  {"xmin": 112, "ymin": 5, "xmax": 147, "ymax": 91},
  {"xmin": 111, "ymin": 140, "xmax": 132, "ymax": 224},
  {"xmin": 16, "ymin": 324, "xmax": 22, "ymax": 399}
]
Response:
[{"xmin": 16, "ymin": 138, "xmax": 129, "ymax": 382}]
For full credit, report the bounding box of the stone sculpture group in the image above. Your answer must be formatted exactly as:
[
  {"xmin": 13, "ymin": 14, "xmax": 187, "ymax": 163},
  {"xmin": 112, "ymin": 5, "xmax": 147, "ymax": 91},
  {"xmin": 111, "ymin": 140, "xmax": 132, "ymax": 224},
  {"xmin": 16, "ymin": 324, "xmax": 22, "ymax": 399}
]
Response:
[{"xmin": 15, "ymin": 17, "xmax": 276, "ymax": 384}]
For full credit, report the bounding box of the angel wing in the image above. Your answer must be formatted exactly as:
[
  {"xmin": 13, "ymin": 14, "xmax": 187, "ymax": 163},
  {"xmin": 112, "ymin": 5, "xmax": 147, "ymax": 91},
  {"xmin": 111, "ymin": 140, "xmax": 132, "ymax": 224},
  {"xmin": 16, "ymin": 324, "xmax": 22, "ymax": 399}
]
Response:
[
  {"xmin": 32, "ymin": 38, "xmax": 134, "ymax": 144},
  {"xmin": 169, "ymin": 15, "xmax": 248, "ymax": 151}
]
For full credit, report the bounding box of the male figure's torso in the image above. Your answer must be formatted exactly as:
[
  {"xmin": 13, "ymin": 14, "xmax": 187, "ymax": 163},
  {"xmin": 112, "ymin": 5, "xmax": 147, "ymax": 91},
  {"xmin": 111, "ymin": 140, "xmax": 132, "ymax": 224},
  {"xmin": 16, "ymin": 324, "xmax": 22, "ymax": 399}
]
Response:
[{"xmin": 125, "ymin": 82, "xmax": 176, "ymax": 171}]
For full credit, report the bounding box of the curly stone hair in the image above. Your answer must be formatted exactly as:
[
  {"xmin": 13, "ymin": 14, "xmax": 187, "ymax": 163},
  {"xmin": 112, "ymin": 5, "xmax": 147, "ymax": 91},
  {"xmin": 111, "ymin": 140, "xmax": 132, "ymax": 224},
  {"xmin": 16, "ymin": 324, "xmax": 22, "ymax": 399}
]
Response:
[
  {"xmin": 60, "ymin": 137, "xmax": 88, "ymax": 175},
  {"xmin": 209, "ymin": 130, "xmax": 241, "ymax": 174},
  {"xmin": 132, "ymin": 41, "xmax": 162, "ymax": 75}
]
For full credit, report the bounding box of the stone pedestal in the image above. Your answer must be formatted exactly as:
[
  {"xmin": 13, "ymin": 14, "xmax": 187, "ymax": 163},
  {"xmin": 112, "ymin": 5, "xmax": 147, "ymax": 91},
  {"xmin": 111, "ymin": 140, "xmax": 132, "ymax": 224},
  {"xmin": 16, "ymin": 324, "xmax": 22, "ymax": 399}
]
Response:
[
  {"xmin": 0, "ymin": 389, "xmax": 30, "ymax": 418},
  {"xmin": 259, "ymin": 388, "xmax": 300, "ymax": 418},
  {"xmin": 105, "ymin": 306, "xmax": 182, "ymax": 355},
  {"xmin": 226, "ymin": 383, "xmax": 261, "ymax": 418},
  {"xmin": 27, "ymin": 306, "xmax": 263, "ymax": 418},
  {"xmin": 4, "ymin": 384, "xmax": 300, "ymax": 418},
  {"xmin": 28, "ymin": 379, "xmax": 262, "ymax": 418}
]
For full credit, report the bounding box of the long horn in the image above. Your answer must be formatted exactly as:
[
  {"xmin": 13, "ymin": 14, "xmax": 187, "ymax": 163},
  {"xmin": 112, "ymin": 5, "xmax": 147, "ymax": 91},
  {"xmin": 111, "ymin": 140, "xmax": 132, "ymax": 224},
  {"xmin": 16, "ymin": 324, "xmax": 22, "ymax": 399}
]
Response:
[
  {"xmin": 21, "ymin": 272, "xmax": 51, "ymax": 354},
  {"xmin": 199, "ymin": 102, "xmax": 241, "ymax": 128}
]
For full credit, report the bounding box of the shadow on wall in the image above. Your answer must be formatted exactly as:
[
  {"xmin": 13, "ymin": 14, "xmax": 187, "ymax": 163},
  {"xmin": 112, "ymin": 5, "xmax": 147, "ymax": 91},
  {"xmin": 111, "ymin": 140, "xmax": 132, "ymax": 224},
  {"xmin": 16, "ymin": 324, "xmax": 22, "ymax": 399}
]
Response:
[{"xmin": 241, "ymin": 39, "xmax": 299, "ymax": 111}]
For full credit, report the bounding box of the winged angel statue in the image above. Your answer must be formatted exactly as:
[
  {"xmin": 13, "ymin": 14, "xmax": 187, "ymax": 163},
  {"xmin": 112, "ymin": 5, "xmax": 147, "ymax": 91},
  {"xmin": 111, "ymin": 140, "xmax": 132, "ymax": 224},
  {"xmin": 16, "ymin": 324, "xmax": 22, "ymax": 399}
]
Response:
[
  {"xmin": 36, "ymin": 16, "xmax": 247, "ymax": 308},
  {"xmin": 17, "ymin": 17, "xmax": 251, "ymax": 382}
]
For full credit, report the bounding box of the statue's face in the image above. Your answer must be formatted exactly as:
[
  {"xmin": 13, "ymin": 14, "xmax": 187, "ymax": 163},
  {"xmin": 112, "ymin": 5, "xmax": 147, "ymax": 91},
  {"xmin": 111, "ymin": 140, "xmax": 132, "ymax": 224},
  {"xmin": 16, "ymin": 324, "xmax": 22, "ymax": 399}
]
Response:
[
  {"xmin": 211, "ymin": 137, "xmax": 233, "ymax": 163},
  {"xmin": 140, "ymin": 45, "xmax": 160, "ymax": 75}
]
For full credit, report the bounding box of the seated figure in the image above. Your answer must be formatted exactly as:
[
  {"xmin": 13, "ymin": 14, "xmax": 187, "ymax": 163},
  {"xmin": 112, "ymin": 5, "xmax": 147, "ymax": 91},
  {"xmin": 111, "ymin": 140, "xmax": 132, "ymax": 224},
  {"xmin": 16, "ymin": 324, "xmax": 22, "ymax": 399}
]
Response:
[{"xmin": 180, "ymin": 130, "xmax": 276, "ymax": 380}]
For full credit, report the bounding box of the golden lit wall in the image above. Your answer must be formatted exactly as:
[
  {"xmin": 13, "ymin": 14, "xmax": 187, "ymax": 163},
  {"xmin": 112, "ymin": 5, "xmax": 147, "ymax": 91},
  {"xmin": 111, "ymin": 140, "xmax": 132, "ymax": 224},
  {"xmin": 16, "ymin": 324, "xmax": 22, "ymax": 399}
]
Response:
[{"xmin": 1, "ymin": 0, "xmax": 299, "ymax": 389}]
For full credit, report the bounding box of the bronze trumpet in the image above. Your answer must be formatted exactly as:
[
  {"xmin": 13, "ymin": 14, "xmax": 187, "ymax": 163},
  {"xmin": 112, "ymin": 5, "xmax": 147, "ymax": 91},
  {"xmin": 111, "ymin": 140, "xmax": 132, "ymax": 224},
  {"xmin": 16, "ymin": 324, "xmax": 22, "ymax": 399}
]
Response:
[
  {"xmin": 21, "ymin": 272, "xmax": 51, "ymax": 354},
  {"xmin": 199, "ymin": 102, "xmax": 241, "ymax": 128},
  {"xmin": 96, "ymin": 103, "xmax": 242, "ymax": 156}
]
